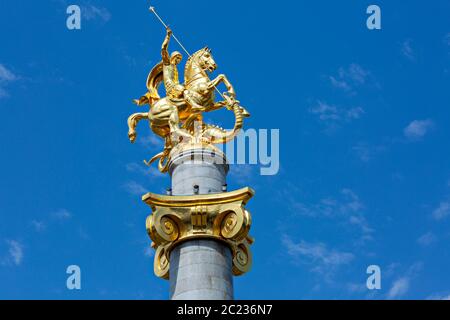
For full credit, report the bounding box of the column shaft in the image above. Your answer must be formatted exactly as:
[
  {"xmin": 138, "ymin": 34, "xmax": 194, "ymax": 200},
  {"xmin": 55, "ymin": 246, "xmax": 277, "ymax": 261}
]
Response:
[
  {"xmin": 168, "ymin": 148, "xmax": 233, "ymax": 300},
  {"xmin": 169, "ymin": 240, "xmax": 233, "ymax": 300}
]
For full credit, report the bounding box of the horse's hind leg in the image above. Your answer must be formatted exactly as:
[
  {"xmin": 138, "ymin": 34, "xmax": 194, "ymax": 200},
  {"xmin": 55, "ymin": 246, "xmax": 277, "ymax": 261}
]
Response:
[
  {"xmin": 168, "ymin": 105, "xmax": 192, "ymax": 142},
  {"xmin": 127, "ymin": 112, "xmax": 148, "ymax": 143}
]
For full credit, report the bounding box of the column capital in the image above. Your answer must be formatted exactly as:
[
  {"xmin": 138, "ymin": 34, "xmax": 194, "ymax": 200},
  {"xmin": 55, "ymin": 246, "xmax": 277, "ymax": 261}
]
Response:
[{"xmin": 143, "ymin": 187, "xmax": 255, "ymax": 279}]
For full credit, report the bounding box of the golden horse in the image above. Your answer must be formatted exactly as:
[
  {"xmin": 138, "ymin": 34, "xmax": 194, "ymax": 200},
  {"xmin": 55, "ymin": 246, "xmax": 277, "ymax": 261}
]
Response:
[{"xmin": 127, "ymin": 47, "xmax": 249, "ymax": 172}]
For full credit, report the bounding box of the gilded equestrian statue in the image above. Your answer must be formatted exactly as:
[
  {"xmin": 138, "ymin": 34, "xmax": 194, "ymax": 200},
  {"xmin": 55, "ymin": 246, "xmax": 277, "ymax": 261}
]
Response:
[{"xmin": 127, "ymin": 27, "xmax": 249, "ymax": 172}]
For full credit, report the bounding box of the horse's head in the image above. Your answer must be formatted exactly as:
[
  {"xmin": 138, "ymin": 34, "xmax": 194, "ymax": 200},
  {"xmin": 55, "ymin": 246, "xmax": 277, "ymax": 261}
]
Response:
[{"xmin": 195, "ymin": 47, "xmax": 217, "ymax": 73}]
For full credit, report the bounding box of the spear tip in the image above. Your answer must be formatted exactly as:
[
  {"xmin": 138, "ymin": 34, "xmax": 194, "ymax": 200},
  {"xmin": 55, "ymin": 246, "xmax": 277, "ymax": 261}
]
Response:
[{"xmin": 149, "ymin": 6, "xmax": 155, "ymax": 12}]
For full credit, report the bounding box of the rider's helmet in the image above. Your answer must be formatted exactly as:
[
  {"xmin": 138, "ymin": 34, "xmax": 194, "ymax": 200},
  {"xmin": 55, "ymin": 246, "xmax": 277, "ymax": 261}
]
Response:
[{"xmin": 170, "ymin": 51, "xmax": 182, "ymax": 65}]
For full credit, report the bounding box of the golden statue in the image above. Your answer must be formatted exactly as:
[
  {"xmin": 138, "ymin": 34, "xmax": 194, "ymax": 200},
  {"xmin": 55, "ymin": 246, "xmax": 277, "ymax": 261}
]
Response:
[
  {"xmin": 128, "ymin": 7, "xmax": 255, "ymax": 281},
  {"xmin": 127, "ymin": 25, "xmax": 250, "ymax": 172}
]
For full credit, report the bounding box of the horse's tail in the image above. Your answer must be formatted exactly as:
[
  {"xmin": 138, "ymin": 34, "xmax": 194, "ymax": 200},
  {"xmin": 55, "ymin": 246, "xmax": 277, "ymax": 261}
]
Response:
[{"xmin": 144, "ymin": 149, "xmax": 170, "ymax": 173}]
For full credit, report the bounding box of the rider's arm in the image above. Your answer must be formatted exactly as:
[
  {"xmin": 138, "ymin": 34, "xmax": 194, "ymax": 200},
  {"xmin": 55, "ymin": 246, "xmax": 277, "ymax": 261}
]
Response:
[{"xmin": 161, "ymin": 29, "xmax": 171, "ymax": 65}]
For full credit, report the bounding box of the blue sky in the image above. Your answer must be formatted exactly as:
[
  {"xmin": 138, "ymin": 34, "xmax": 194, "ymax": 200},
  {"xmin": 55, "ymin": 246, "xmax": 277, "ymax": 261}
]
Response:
[{"xmin": 1, "ymin": 0, "xmax": 450, "ymax": 299}]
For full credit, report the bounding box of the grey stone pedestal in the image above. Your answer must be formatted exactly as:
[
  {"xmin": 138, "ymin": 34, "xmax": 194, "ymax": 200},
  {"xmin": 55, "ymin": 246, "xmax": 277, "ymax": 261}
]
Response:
[{"xmin": 169, "ymin": 147, "xmax": 229, "ymax": 196}]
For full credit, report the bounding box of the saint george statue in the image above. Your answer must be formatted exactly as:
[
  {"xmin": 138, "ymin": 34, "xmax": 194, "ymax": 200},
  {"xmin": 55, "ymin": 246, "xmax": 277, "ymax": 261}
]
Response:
[
  {"xmin": 128, "ymin": 7, "xmax": 255, "ymax": 288},
  {"xmin": 127, "ymin": 26, "xmax": 249, "ymax": 172}
]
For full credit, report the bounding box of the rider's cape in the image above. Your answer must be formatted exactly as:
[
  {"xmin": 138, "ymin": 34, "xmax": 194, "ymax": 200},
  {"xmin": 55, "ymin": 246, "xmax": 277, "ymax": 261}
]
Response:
[{"xmin": 133, "ymin": 61, "xmax": 163, "ymax": 106}]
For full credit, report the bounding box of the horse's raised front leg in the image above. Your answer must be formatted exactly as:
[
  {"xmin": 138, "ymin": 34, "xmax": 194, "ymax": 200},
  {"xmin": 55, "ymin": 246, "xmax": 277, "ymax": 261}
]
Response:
[
  {"xmin": 207, "ymin": 74, "xmax": 236, "ymax": 97},
  {"xmin": 127, "ymin": 112, "xmax": 148, "ymax": 143}
]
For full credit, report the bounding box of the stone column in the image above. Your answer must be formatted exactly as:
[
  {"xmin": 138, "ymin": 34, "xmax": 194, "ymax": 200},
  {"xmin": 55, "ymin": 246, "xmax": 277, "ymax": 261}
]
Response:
[
  {"xmin": 143, "ymin": 145, "xmax": 254, "ymax": 301},
  {"xmin": 169, "ymin": 240, "xmax": 233, "ymax": 299},
  {"xmin": 168, "ymin": 148, "xmax": 233, "ymax": 300}
]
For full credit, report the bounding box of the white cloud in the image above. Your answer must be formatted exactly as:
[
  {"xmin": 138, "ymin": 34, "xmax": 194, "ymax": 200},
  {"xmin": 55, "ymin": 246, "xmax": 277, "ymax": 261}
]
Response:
[
  {"xmin": 329, "ymin": 76, "xmax": 351, "ymax": 91},
  {"xmin": 343, "ymin": 64, "xmax": 370, "ymax": 85},
  {"xmin": 123, "ymin": 181, "xmax": 148, "ymax": 195},
  {"xmin": 342, "ymin": 189, "xmax": 374, "ymax": 242},
  {"xmin": 229, "ymin": 164, "xmax": 254, "ymax": 184},
  {"xmin": 139, "ymin": 134, "xmax": 163, "ymax": 150},
  {"xmin": 309, "ymin": 101, "xmax": 340, "ymax": 121},
  {"xmin": 444, "ymin": 33, "xmax": 450, "ymax": 47},
  {"xmin": 386, "ymin": 262, "xmax": 423, "ymax": 299},
  {"xmin": 401, "ymin": 39, "xmax": 416, "ymax": 61},
  {"xmin": 346, "ymin": 107, "xmax": 365, "ymax": 120},
  {"xmin": 341, "ymin": 189, "xmax": 364, "ymax": 212},
  {"xmin": 352, "ymin": 142, "xmax": 386, "ymax": 162},
  {"xmin": 284, "ymin": 188, "xmax": 373, "ymax": 242},
  {"xmin": 404, "ymin": 119, "xmax": 434, "ymax": 140},
  {"xmin": 433, "ymin": 201, "xmax": 450, "ymax": 220},
  {"xmin": 387, "ymin": 277, "xmax": 409, "ymax": 299},
  {"xmin": 427, "ymin": 293, "xmax": 450, "ymax": 300},
  {"xmin": 0, "ymin": 64, "xmax": 18, "ymax": 98},
  {"xmin": 346, "ymin": 282, "xmax": 368, "ymax": 294},
  {"xmin": 417, "ymin": 232, "xmax": 437, "ymax": 246},
  {"xmin": 81, "ymin": 5, "xmax": 111, "ymax": 22},
  {"xmin": 126, "ymin": 162, "xmax": 164, "ymax": 178},
  {"xmin": 0, "ymin": 64, "xmax": 17, "ymax": 82},
  {"xmin": 329, "ymin": 64, "xmax": 371, "ymax": 93},
  {"xmin": 348, "ymin": 215, "xmax": 374, "ymax": 241},
  {"xmin": 282, "ymin": 235, "xmax": 354, "ymax": 276},
  {"xmin": 309, "ymin": 101, "xmax": 364, "ymax": 128},
  {"xmin": 53, "ymin": 208, "xmax": 72, "ymax": 220},
  {"xmin": 2, "ymin": 240, "xmax": 24, "ymax": 266},
  {"xmin": 30, "ymin": 220, "xmax": 46, "ymax": 232}
]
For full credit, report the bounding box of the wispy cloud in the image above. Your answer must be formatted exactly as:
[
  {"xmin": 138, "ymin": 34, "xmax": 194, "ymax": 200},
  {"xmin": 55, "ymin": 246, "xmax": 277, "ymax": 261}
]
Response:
[
  {"xmin": 139, "ymin": 134, "xmax": 163, "ymax": 150},
  {"xmin": 29, "ymin": 208, "xmax": 91, "ymax": 241},
  {"xmin": 53, "ymin": 0, "xmax": 111, "ymax": 24},
  {"xmin": 282, "ymin": 235, "xmax": 354, "ymax": 279},
  {"xmin": 328, "ymin": 64, "xmax": 372, "ymax": 94},
  {"xmin": 427, "ymin": 292, "xmax": 450, "ymax": 300},
  {"xmin": 401, "ymin": 39, "xmax": 416, "ymax": 61},
  {"xmin": 403, "ymin": 119, "xmax": 434, "ymax": 140},
  {"xmin": 52, "ymin": 208, "xmax": 72, "ymax": 220},
  {"xmin": 123, "ymin": 181, "xmax": 148, "ymax": 195},
  {"xmin": 30, "ymin": 220, "xmax": 46, "ymax": 232},
  {"xmin": 0, "ymin": 64, "xmax": 17, "ymax": 82},
  {"xmin": 417, "ymin": 232, "xmax": 437, "ymax": 246},
  {"xmin": 352, "ymin": 142, "xmax": 386, "ymax": 162},
  {"xmin": 387, "ymin": 262, "xmax": 423, "ymax": 299},
  {"xmin": 432, "ymin": 200, "xmax": 450, "ymax": 220},
  {"xmin": 346, "ymin": 282, "xmax": 368, "ymax": 294},
  {"xmin": 284, "ymin": 188, "xmax": 373, "ymax": 242},
  {"xmin": 309, "ymin": 101, "xmax": 364, "ymax": 129},
  {"xmin": 81, "ymin": 5, "xmax": 111, "ymax": 23},
  {"xmin": 229, "ymin": 164, "xmax": 255, "ymax": 185},
  {"xmin": 0, "ymin": 63, "xmax": 19, "ymax": 98},
  {"xmin": 387, "ymin": 277, "xmax": 409, "ymax": 299},
  {"xmin": 78, "ymin": 227, "xmax": 90, "ymax": 240},
  {"xmin": 126, "ymin": 162, "xmax": 164, "ymax": 178},
  {"xmin": 2, "ymin": 240, "xmax": 24, "ymax": 266},
  {"xmin": 444, "ymin": 33, "xmax": 450, "ymax": 47}
]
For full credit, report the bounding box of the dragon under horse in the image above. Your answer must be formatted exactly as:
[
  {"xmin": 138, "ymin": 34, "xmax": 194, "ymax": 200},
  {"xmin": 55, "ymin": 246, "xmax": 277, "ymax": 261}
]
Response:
[{"xmin": 127, "ymin": 27, "xmax": 249, "ymax": 172}]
